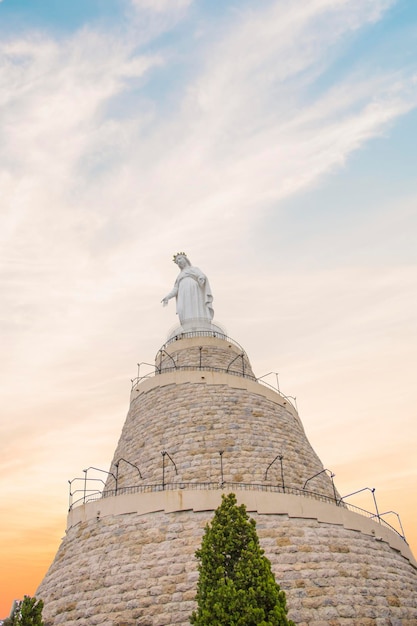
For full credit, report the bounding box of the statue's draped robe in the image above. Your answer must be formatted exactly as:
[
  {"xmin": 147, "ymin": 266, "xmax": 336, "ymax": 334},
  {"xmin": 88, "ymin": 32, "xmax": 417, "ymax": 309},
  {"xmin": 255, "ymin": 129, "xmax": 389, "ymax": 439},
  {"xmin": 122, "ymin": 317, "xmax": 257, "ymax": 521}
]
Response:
[{"xmin": 169, "ymin": 266, "xmax": 214, "ymax": 325}]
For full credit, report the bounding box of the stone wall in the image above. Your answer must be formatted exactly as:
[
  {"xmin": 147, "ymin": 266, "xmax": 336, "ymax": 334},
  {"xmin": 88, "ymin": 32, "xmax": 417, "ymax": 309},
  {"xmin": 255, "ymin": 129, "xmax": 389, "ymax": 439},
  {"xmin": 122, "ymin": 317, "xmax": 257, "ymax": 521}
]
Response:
[
  {"xmin": 38, "ymin": 493, "xmax": 417, "ymax": 626},
  {"xmin": 106, "ymin": 376, "xmax": 336, "ymax": 499},
  {"xmin": 156, "ymin": 336, "xmax": 255, "ymax": 378},
  {"xmin": 38, "ymin": 333, "xmax": 417, "ymax": 625}
]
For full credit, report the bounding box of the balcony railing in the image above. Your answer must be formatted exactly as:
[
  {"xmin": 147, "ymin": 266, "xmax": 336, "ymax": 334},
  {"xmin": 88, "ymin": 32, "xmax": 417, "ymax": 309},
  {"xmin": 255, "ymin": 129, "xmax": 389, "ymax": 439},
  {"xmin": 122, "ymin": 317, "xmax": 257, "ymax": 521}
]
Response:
[{"xmin": 68, "ymin": 480, "xmax": 407, "ymax": 543}]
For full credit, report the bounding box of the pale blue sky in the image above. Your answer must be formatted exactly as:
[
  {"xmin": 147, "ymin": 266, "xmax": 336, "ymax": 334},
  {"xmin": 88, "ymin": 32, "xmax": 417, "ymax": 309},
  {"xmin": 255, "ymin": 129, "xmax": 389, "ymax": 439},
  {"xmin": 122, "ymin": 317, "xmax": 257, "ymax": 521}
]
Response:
[
  {"xmin": 1, "ymin": 0, "xmax": 417, "ymax": 613},
  {"xmin": 259, "ymin": 106, "xmax": 417, "ymax": 269}
]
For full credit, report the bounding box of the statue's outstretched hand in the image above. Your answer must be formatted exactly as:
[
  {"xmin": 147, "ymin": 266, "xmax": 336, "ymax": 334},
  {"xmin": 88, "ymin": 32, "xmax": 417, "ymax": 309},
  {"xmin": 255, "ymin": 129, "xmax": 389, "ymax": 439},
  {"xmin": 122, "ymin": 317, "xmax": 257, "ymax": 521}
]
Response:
[{"xmin": 161, "ymin": 297, "xmax": 169, "ymax": 307}]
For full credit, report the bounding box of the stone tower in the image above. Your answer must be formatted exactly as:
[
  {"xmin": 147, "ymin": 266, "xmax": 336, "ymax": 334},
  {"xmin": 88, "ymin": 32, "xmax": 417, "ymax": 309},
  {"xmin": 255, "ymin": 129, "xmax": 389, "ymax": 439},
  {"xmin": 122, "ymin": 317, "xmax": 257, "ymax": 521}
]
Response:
[{"xmin": 37, "ymin": 263, "xmax": 417, "ymax": 625}]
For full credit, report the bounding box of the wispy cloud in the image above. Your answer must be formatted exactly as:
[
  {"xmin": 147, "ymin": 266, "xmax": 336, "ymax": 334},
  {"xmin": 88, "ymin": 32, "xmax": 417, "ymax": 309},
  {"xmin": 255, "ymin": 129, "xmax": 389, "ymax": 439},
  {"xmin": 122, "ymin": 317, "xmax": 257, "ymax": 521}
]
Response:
[
  {"xmin": 2, "ymin": 0, "xmax": 416, "ymax": 444},
  {"xmin": 1, "ymin": 1, "xmax": 417, "ymax": 611},
  {"xmin": 2, "ymin": 0, "xmax": 414, "ymax": 268},
  {"xmin": 1, "ymin": 1, "xmax": 415, "ymax": 375},
  {"xmin": 130, "ymin": 0, "xmax": 193, "ymax": 12}
]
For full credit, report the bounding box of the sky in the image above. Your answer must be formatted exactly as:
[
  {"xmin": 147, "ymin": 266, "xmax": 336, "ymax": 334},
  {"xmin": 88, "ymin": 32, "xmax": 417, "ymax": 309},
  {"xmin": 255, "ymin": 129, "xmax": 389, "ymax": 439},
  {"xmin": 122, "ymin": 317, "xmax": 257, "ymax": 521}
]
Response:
[{"xmin": 1, "ymin": 0, "xmax": 417, "ymax": 617}]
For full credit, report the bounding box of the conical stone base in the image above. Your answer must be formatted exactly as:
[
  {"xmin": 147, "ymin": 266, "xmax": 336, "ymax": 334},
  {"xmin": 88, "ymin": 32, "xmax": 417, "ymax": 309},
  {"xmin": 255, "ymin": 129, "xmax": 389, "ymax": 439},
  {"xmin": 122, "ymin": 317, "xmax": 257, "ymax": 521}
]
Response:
[{"xmin": 37, "ymin": 333, "xmax": 417, "ymax": 626}]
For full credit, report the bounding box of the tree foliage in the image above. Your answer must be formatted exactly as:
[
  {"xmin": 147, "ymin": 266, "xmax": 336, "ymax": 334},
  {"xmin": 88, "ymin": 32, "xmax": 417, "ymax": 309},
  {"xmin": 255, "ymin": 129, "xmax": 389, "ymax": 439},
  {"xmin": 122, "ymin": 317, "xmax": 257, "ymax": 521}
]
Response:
[
  {"xmin": 4, "ymin": 596, "xmax": 44, "ymax": 626},
  {"xmin": 190, "ymin": 493, "xmax": 296, "ymax": 626}
]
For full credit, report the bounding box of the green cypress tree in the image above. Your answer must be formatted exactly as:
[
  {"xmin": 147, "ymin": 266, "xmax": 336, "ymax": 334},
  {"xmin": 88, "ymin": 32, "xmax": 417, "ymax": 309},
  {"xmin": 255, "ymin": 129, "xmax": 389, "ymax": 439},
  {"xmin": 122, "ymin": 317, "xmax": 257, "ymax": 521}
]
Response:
[
  {"xmin": 190, "ymin": 493, "xmax": 296, "ymax": 626},
  {"xmin": 10, "ymin": 596, "xmax": 44, "ymax": 626}
]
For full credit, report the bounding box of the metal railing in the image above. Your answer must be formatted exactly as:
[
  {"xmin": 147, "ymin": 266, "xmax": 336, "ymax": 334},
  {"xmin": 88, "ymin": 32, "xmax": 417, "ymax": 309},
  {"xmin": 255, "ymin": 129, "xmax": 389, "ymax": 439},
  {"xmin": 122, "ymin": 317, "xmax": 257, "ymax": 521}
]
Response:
[
  {"xmin": 130, "ymin": 364, "xmax": 297, "ymax": 412},
  {"xmin": 129, "ymin": 331, "xmax": 298, "ymax": 412},
  {"xmin": 163, "ymin": 329, "xmax": 244, "ymax": 351},
  {"xmin": 68, "ymin": 480, "xmax": 406, "ymax": 543},
  {"xmin": 131, "ymin": 364, "xmax": 254, "ymax": 389}
]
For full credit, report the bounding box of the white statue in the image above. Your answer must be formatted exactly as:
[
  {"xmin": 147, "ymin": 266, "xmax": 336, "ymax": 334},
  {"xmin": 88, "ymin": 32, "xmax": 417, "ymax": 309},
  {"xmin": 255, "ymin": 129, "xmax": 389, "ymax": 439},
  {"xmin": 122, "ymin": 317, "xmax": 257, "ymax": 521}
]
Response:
[{"xmin": 161, "ymin": 253, "xmax": 214, "ymax": 327}]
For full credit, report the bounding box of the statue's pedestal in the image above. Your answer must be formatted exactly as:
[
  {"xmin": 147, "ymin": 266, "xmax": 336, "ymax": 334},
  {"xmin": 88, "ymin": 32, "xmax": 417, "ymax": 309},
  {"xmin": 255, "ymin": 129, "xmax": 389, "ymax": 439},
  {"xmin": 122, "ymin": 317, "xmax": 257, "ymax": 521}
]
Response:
[
  {"xmin": 37, "ymin": 330, "xmax": 417, "ymax": 625},
  {"xmin": 167, "ymin": 319, "xmax": 226, "ymax": 340}
]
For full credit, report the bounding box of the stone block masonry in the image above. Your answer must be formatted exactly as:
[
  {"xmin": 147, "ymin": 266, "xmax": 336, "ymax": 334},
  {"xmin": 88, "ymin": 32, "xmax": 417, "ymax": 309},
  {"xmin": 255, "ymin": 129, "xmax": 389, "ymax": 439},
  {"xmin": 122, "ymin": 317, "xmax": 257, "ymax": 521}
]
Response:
[
  {"xmin": 37, "ymin": 333, "xmax": 417, "ymax": 625},
  {"xmin": 108, "ymin": 379, "xmax": 335, "ymax": 497},
  {"xmin": 108, "ymin": 337, "xmax": 337, "ymax": 498},
  {"xmin": 156, "ymin": 337, "xmax": 255, "ymax": 378},
  {"xmin": 38, "ymin": 490, "xmax": 417, "ymax": 626}
]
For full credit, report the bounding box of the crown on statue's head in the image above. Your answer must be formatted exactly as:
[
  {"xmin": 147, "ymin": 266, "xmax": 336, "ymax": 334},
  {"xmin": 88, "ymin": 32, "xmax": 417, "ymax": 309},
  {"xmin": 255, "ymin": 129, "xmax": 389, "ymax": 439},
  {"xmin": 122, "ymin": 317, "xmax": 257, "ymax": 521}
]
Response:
[{"xmin": 173, "ymin": 252, "xmax": 187, "ymax": 263}]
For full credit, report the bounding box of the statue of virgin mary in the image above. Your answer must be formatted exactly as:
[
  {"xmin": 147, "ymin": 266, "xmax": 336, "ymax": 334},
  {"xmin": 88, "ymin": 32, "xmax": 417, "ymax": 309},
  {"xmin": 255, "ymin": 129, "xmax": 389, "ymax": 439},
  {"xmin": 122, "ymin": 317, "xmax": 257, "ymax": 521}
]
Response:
[{"xmin": 161, "ymin": 253, "xmax": 214, "ymax": 328}]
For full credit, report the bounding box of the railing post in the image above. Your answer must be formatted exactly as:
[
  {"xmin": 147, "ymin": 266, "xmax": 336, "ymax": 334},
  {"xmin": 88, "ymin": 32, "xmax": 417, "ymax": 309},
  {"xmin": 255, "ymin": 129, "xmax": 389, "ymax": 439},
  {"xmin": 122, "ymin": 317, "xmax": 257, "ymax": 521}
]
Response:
[
  {"xmin": 115, "ymin": 462, "xmax": 119, "ymax": 495},
  {"xmin": 371, "ymin": 488, "xmax": 381, "ymax": 523},
  {"xmin": 264, "ymin": 454, "xmax": 285, "ymax": 492},
  {"xmin": 279, "ymin": 455, "xmax": 285, "ymax": 493},
  {"xmin": 114, "ymin": 458, "xmax": 143, "ymax": 494},
  {"xmin": 330, "ymin": 472, "xmax": 338, "ymax": 504},
  {"xmin": 83, "ymin": 469, "xmax": 87, "ymax": 504},
  {"xmin": 161, "ymin": 451, "xmax": 177, "ymax": 490},
  {"xmin": 219, "ymin": 450, "xmax": 224, "ymax": 486}
]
